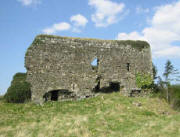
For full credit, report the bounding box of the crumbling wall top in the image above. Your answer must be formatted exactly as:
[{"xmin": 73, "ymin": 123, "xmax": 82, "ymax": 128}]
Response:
[{"xmin": 28, "ymin": 34, "xmax": 150, "ymax": 51}]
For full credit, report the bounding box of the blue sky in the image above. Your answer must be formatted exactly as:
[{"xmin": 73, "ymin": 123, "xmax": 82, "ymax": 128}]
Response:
[{"xmin": 0, "ymin": 0, "xmax": 180, "ymax": 95}]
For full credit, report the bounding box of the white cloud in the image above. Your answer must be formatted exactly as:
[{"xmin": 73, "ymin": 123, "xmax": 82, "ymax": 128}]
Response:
[
  {"xmin": 70, "ymin": 14, "xmax": 88, "ymax": 27},
  {"xmin": 42, "ymin": 22, "xmax": 71, "ymax": 34},
  {"xmin": 70, "ymin": 14, "xmax": 88, "ymax": 33},
  {"xmin": 42, "ymin": 14, "xmax": 88, "ymax": 34},
  {"xmin": 136, "ymin": 6, "xmax": 149, "ymax": 14},
  {"xmin": 88, "ymin": 0, "xmax": 125, "ymax": 27},
  {"xmin": 17, "ymin": 0, "xmax": 41, "ymax": 6},
  {"xmin": 117, "ymin": 31, "xmax": 145, "ymax": 41},
  {"xmin": 117, "ymin": 1, "xmax": 180, "ymax": 58}
]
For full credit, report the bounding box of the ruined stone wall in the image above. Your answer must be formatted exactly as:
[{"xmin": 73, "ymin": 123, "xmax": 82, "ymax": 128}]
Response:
[{"xmin": 25, "ymin": 35, "xmax": 152, "ymax": 103}]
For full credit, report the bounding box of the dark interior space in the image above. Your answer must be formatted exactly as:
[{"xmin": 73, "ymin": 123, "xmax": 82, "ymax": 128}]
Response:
[
  {"xmin": 43, "ymin": 89, "xmax": 73, "ymax": 102},
  {"xmin": 93, "ymin": 81, "xmax": 120, "ymax": 93},
  {"xmin": 109, "ymin": 82, "xmax": 120, "ymax": 91},
  {"xmin": 127, "ymin": 63, "xmax": 130, "ymax": 71},
  {"xmin": 51, "ymin": 90, "xmax": 59, "ymax": 101},
  {"xmin": 93, "ymin": 76, "xmax": 101, "ymax": 92}
]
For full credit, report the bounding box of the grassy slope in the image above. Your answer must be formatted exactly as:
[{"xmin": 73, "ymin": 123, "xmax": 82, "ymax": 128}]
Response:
[{"xmin": 0, "ymin": 93, "xmax": 180, "ymax": 137}]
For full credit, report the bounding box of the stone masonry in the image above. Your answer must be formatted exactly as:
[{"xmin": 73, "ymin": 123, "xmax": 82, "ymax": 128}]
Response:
[{"xmin": 25, "ymin": 34, "xmax": 153, "ymax": 103}]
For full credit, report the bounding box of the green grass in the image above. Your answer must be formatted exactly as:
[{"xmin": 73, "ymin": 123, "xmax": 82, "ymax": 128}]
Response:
[{"xmin": 0, "ymin": 92, "xmax": 180, "ymax": 137}]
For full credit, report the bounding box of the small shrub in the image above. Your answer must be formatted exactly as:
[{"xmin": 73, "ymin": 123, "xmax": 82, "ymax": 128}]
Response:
[
  {"xmin": 172, "ymin": 99, "xmax": 180, "ymax": 110},
  {"xmin": 136, "ymin": 73, "xmax": 153, "ymax": 89},
  {"xmin": 4, "ymin": 73, "xmax": 31, "ymax": 103},
  {"xmin": 170, "ymin": 85, "xmax": 180, "ymax": 110}
]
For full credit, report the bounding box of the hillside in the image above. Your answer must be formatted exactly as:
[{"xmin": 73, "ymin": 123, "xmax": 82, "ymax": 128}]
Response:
[{"xmin": 0, "ymin": 92, "xmax": 180, "ymax": 137}]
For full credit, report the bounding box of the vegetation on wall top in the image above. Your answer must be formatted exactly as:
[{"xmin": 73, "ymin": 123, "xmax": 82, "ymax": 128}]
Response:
[{"xmin": 32, "ymin": 34, "xmax": 150, "ymax": 51}]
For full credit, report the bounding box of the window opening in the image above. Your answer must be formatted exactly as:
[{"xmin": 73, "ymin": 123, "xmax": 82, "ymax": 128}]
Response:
[
  {"xmin": 91, "ymin": 58, "xmax": 98, "ymax": 66},
  {"xmin": 91, "ymin": 58, "xmax": 99, "ymax": 71},
  {"xmin": 127, "ymin": 63, "xmax": 130, "ymax": 71}
]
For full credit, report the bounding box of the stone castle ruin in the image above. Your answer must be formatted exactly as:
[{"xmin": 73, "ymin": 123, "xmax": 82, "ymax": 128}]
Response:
[{"xmin": 25, "ymin": 35, "xmax": 153, "ymax": 103}]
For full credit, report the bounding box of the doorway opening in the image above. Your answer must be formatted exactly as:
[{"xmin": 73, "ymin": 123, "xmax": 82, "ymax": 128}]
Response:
[
  {"xmin": 109, "ymin": 82, "xmax": 120, "ymax": 91},
  {"xmin": 43, "ymin": 90, "xmax": 59, "ymax": 101},
  {"xmin": 93, "ymin": 81, "xmax": 120, "ymax": 93},
  {"xmin": 43, "ymin": 89, "xmax": 73, "ymax": 102},
  {"xmin": 93, "ymin": 76, "xmax": 101, "ymax": 92},
  {"xmin": 51, "ymin": 90, "xmax": 58, "ymax": 101}
]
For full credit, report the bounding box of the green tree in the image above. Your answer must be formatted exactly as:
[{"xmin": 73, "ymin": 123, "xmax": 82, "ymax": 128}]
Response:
[
  {"xmin": 163, "ymin": 60, "xmax": 179, "ymax": 102},
  {"xmin": 151, "ymin": 63, "xmax": 159, "ymax": 92},
  {"xmin": 152, "ymin": 63, "xmax": 158, "ymax": 80}
]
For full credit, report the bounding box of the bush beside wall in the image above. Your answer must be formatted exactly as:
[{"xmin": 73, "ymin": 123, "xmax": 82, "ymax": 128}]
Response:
[{"xmin": 4, "ymin": 73, "xmax": 31, "ymax": 103}]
